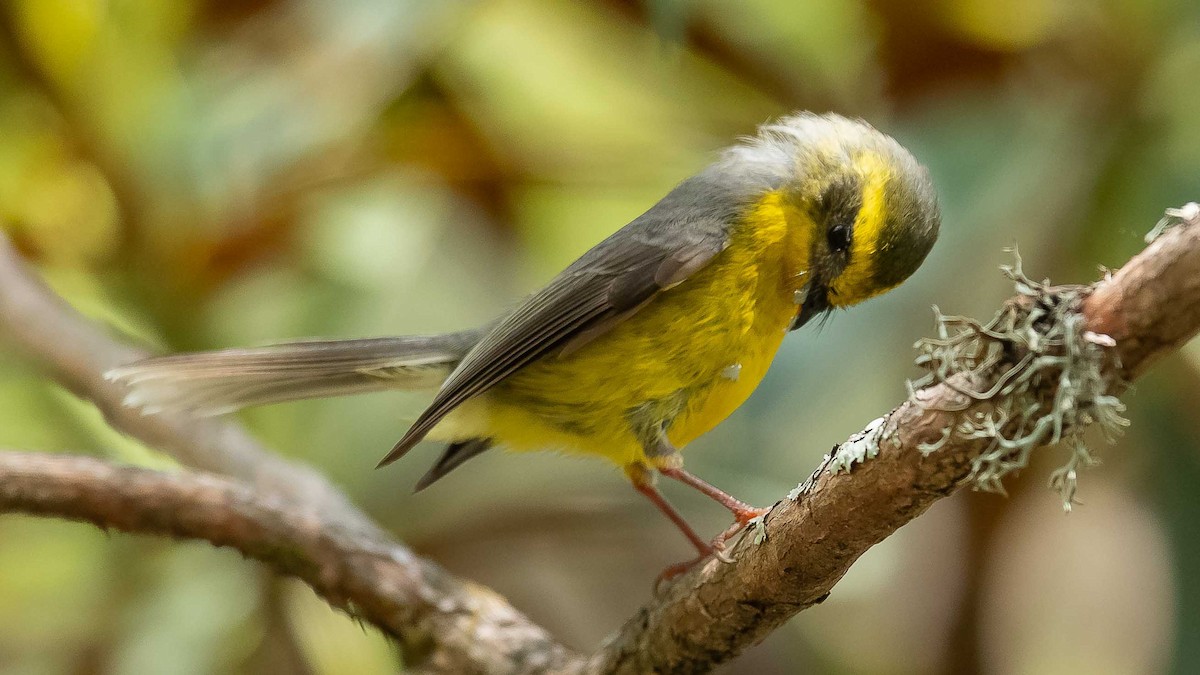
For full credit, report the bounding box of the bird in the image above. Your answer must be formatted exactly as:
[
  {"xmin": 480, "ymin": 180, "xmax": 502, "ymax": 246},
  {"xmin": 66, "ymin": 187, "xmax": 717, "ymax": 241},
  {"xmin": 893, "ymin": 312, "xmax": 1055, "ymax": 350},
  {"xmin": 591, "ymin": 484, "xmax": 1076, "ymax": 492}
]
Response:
[{"xmin": 107, "ymin": 112, "xmax": 940, "ymax": 577}]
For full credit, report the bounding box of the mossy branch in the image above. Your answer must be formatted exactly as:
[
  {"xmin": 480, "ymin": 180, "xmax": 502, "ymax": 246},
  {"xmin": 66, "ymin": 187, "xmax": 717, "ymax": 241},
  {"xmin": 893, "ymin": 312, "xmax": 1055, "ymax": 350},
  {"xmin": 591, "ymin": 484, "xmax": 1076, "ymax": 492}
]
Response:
[
  {"xmin": 586, "ymin": 203, "xmax": 1200, "ymax": 673},
  {"xmin": 907, "ymin": 252, "xmax": 1128, "ymax": 509},
  {"xmin": 0, "ymin": 450, "xmax": 572, "ymax": 675}
]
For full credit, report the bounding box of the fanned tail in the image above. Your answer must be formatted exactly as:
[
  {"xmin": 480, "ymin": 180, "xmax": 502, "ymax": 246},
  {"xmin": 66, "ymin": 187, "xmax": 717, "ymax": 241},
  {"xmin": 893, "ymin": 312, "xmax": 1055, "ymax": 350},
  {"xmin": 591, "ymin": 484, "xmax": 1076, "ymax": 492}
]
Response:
[{"xmin": 105, "ymin": 332, "xmax": 480, "ymax": 416}]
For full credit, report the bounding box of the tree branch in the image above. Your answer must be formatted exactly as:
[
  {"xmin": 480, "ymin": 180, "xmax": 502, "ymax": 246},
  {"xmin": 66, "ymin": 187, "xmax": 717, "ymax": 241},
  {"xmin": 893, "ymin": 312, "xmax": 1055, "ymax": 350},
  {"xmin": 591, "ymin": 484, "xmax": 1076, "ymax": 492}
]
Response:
[
  {"xmin": 0, "ymin": 450, "xmax": 569, "ymax": 673},
  {"xmin": 584, "ymin": 208, "xmax": 1200, "ymax": 673},
  {"xmin": 0, "ymin": 232, "xmax": 581, "ymax": 674},
  {"xmin": 2, "ymin": 205, "xmax": 1198, "ymax": 674}
]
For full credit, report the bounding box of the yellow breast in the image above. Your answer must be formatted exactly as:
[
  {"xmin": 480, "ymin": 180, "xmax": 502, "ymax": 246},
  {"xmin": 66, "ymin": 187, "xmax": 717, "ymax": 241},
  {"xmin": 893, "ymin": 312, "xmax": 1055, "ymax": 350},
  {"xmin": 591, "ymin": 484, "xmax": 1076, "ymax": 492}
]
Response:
[{"xmin": 463, "ymin": 191, "xmax": 813, "ymax": 467}]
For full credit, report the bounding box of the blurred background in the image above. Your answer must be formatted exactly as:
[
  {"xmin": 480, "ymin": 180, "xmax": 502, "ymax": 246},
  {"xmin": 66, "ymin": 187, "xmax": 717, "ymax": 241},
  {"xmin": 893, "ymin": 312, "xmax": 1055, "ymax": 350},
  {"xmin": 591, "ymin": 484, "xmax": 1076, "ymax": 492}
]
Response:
[{"xmin": 0, "ymin": 0, "xmax": 1198, "ymax": 673}]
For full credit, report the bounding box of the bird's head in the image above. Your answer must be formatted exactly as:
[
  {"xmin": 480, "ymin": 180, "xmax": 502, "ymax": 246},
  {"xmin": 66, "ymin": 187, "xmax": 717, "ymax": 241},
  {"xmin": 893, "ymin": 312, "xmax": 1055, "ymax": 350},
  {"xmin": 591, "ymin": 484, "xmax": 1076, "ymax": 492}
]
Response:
[{"xmin": 729, "ymin": 113, "xmax": 940, "ymax": 329}]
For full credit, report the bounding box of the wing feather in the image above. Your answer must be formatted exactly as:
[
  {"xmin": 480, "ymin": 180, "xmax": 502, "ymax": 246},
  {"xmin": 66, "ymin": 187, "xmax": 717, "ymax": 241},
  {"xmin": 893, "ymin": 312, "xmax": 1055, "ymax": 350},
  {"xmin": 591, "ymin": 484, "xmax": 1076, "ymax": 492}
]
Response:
[{"xmin": 378, "ymin": 170, "xmax": 745, "ymax": 467}]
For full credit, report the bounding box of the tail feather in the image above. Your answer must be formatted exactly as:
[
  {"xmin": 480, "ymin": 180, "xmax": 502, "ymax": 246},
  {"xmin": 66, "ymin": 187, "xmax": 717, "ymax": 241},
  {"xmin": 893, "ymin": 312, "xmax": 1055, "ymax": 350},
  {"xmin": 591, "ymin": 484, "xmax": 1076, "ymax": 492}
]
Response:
[
  {"xmin": 106, "ymin": 333, "xmax": 479, "ymax": 416},
  {"xmin": 413, "ymin": 438, "xmax": 494, "ymax": 491}
]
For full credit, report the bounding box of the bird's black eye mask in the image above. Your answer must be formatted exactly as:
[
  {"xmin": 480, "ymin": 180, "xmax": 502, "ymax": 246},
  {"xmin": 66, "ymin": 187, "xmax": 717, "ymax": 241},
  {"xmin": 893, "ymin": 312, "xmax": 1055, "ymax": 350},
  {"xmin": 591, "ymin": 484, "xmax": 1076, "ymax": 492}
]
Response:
[
  {"xmin": 791, "ymin": 174, "xmax": 861, "ymax": 331},
  {"xmin": 818, "ymin": 174, "xmax": 862, "ymax": 257}
]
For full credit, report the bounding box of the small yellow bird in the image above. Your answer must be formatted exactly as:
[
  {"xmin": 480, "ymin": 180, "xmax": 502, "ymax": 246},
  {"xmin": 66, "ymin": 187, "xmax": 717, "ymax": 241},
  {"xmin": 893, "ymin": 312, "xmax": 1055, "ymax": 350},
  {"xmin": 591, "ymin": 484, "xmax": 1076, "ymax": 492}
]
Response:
[{"xmin": 109, "ymin": 113, "xmax": 939, "ymax": 575}]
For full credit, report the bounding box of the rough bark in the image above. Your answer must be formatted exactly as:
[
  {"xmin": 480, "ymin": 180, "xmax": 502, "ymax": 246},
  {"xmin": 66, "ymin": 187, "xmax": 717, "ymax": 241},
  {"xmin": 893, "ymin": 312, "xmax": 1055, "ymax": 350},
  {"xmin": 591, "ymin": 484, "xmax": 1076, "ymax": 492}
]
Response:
[{"xmin": 0, "ymin": 451, "xmax": 574, "ymax": 674}]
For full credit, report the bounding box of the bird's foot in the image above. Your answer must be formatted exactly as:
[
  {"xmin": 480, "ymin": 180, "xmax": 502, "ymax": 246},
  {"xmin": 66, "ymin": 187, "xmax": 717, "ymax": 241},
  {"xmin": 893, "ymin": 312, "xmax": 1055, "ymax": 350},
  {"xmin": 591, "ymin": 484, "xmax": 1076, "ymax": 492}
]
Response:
[
  {"xmin": 654, "ymin": 543, "xmax": 735, "ymax": 593},
  {"xmin": 708, "ymin": 505, "xmax": 771, "ymax": 550},
  {"xmin": 732, "ymin": 505, "xmax": 771, "ymax": 527},
  {"xmin": 654, "ymin": 528, "xmax": 756, "ymax": 592}
]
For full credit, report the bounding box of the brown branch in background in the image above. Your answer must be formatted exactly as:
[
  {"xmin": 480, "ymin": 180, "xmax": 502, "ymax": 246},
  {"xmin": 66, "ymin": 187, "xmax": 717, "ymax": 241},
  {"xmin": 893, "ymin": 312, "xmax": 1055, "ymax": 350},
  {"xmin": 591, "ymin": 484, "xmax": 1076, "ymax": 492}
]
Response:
[
  {"xmin": 0, "ymin": 230, "xmax": 580, "ymax": 674},
  {"xmin": 2, "ymin": 206, "xmax": 1200, "ymax": 674},
  {"xmin": 0, "ymin": 450, "xmax": 568, "ymax": 675},
  {"xmin": 0, "ymin": 231, "xmax": 369, "ymax": 529}
]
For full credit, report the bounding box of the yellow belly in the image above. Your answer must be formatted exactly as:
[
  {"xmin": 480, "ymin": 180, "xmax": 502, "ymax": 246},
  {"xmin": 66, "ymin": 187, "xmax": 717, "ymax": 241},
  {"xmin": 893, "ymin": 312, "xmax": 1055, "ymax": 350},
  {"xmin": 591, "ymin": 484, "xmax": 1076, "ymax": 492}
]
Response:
[{"xmin": 436, "ymin": 192, "xmax": 811, "ymax": 469}]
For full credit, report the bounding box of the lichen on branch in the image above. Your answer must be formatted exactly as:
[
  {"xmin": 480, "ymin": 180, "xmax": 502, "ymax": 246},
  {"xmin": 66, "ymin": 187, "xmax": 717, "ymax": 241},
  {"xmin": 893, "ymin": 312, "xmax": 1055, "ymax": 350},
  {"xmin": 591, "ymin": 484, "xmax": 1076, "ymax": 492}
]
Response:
[{"xmin": 908, "ymin": 252, "xmax": 1129, "ymax": 509}]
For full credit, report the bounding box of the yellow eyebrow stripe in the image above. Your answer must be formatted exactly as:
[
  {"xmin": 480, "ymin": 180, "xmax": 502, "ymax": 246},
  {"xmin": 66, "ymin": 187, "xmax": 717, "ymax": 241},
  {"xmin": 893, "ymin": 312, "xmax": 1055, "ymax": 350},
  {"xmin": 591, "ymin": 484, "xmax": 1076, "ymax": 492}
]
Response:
[{"xmin": 828, "ymin": 151, "xmax": 892, "ymax": 306}]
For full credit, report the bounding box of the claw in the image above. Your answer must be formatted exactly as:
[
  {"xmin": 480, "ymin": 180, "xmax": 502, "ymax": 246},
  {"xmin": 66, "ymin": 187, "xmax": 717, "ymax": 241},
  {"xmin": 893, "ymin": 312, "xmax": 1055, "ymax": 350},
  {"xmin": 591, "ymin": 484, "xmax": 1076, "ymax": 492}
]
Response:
[
  {"xmin": 711, "ymin": 545, "xmax": 735, "ymax": 565},
  {"xmin": 632, "ymin": 460, "xmax": 774, "ymax": 585},
  {"xmin": 713, "ymin": 520, "xmax": 746, "ymax": 548},
  {"xmin": 657, "ymin": 506, "xmax": 774, "ymax": 589},
  {"xmin": 654, "ymin": 541, "xmax": 734, "ymax": 591}
]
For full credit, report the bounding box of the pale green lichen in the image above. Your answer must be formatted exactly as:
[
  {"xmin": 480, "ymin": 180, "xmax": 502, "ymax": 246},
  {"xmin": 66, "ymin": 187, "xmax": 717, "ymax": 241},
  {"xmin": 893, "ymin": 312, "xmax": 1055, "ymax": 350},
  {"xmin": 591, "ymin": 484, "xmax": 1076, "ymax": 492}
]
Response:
[
  {"xmin": 786, "ymin": 480, "xmax": 809, "ymax": 502},
  {"xmin": 787, "ymin": 416, "xmax": 899, "ymax": 502},
  {"xmin": 908, "ymin": 251, "xmax": 1128, "ymax": 511},
  {"xmin": 749, "ymin": 514, "xmax": 768, "ymax": 545},
  {"xmin": 827, "ymin": 416, "xmax": 889, "ymax": 475}
]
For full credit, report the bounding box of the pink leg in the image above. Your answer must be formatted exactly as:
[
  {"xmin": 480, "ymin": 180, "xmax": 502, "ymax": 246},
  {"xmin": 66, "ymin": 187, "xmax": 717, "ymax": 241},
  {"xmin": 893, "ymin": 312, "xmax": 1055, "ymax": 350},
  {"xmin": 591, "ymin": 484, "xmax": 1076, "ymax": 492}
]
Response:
[
  {"xmin": 627, "ymin": 464, "xmax": 733, "ymax": 584},
  {"xmin": 659, "ymin": 466, "xmax": 770, "ymax": 525},
  {"xmin": 631, "ymin": 478, "xmax": 713, "ymax": 557}
]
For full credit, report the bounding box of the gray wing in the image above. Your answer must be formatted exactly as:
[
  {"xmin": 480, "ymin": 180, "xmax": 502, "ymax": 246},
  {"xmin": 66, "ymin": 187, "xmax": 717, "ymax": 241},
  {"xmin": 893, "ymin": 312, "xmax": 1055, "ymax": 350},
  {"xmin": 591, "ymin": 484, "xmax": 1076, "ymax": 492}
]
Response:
[{"xmin": 378, "ymin": 174, "xmax": 740, "ymax": 467}]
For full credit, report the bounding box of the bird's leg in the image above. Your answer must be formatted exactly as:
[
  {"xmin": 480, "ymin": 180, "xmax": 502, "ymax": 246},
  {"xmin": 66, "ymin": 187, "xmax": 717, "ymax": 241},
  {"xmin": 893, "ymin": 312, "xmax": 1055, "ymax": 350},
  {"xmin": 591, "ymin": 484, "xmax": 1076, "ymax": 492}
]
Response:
[
  {"xmin": 658, "ymin": 465, "xmax": 770, "ymax": 527},
  {"xmin": 650, "ymin": 436, "xmax": 770, "ymax": 548},
  {"xmin": 626, "ymin": 463, "xmax": 721, "ymax": 557},
  {"xmin": 625, "ymin": 463, "xmax": 733, "ymax": 583}
]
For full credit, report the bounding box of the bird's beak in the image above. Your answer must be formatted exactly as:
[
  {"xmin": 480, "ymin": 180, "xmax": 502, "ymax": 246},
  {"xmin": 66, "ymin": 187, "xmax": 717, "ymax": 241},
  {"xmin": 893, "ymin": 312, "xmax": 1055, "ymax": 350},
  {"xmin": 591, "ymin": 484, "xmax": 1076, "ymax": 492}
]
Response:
[{"xmin": 790, "ymin": 282, "xmax": 831, "ymax": 331}]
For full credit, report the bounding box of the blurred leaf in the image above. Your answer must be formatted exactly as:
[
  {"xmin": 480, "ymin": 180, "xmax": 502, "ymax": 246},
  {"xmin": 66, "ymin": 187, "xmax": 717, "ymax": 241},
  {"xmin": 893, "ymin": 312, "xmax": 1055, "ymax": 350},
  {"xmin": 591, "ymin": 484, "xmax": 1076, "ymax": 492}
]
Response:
[
  {"xmin": 439, "ymin": 0, "xmax": 777, "ymax": 181},
  {"xmin": 9, "ymin": 0, "xmax": 104, "ymax": 87},
  {"xmin": 933, "ymin": 0, "xmax": 1071, "ymax": 50}
]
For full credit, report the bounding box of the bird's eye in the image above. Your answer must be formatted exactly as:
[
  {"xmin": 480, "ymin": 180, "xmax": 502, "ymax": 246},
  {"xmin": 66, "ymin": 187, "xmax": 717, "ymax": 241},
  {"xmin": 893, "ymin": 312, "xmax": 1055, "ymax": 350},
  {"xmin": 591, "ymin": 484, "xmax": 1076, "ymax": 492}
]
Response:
[{"xmin": 827, "ymin": 223, "xmax": 852, "ymax": 253}]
